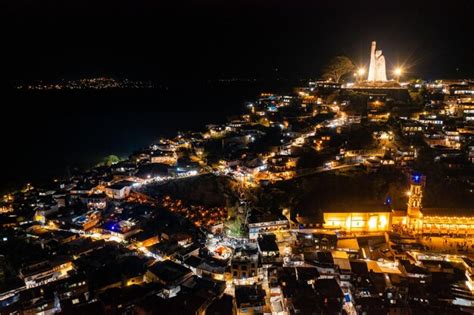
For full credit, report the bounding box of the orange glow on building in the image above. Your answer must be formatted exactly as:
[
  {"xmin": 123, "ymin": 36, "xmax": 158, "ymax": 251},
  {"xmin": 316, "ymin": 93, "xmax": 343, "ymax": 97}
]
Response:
[{"xmin": 323, "ymin": 212, "xmax": 391, "ymax": 232}]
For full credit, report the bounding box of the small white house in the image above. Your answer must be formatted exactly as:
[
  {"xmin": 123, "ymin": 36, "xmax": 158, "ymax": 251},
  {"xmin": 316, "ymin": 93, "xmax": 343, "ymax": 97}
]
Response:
[{"xmin": 105, "ymin": 180, "xmax": 134, "ymax": 199}]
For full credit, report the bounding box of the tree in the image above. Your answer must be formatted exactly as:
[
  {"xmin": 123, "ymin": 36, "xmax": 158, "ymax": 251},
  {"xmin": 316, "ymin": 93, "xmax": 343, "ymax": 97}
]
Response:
[
  {"xmin": 225, "ymin": 216, "xmax": 243, "ymax": 237},
  {"xmin": 97, "ymin": 154, "xmax": 121, "ymax": 167},
  {"xmin": 409, "ymin": 87, "xmax": 427, "ymax": 108},
  {"xmin": 322, "ymin": 56, "xmax": 355, "ymax": 83}
]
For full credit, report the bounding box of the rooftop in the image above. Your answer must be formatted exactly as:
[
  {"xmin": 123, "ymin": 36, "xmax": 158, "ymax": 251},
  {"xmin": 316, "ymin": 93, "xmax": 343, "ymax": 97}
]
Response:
[
  {"xmin": 147, "ymin": 260, "xmax": 192, "ymax": 285},
  {"xmin": 423, "ymin": 207, "xmax": 474, "ymax": 217},
  {"xmin": 258, "ymin": 234, "xmax": 279, "ymax": 252},
  {"xmin": 107, "ymin": 180, "xmax": 135, "ymax": 190},
  {"xmin": 234, "ymin": 285, "xmax": 266, "ymax": 308}
]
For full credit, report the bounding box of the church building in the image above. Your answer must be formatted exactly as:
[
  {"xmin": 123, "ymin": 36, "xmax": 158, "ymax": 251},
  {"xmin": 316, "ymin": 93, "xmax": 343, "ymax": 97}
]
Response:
[
  {"xmin": 398, "ymin": 174, "xmax": 474, "ymax": 235},
  {"xmin": 310, "ymin": 174, "xmax": 474, "ymax": 235}
]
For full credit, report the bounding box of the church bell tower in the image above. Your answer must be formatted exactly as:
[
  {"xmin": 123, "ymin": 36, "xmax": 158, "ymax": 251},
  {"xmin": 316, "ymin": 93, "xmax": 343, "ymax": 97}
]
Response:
[{"xmin": 407, "ymin": 174, "xmax": 425, "ymax": 231}]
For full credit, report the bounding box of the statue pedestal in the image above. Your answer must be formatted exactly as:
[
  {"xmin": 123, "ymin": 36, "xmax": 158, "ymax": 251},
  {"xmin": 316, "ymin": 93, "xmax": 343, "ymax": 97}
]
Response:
[{"xmin": 352, "ymin": 80, "xmax": 401, "ymax": 88}]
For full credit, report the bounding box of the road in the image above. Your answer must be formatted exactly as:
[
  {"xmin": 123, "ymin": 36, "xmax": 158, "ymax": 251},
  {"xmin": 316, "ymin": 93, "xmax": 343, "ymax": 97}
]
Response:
[{"xmin": 295, "ymin": 162, "xmax": 363, "ymax": 179}]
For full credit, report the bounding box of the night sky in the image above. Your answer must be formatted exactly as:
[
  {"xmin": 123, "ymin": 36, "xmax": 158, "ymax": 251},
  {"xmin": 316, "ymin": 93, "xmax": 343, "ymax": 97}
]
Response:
[
  {"xmin": 2, "ymin": 0, "xmax": 474, "ymax": 191},
  {"xmin": 4, "ymin": 0, "xmax": 474, "ymax": 82}
]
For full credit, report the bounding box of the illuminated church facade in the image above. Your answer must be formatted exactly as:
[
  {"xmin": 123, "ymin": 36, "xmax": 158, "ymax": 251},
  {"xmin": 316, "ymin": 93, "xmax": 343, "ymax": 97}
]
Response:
[
  {"xmin": 322, "ymin": 207, "xmax": 391, "ymax": 233},
  {"xmin": 321, "ymin": 174, "xmax": 474, "ymax": 235},
  {"xmin": 400, "ymin": 174, "xmax": 474, "ymax": 235}
]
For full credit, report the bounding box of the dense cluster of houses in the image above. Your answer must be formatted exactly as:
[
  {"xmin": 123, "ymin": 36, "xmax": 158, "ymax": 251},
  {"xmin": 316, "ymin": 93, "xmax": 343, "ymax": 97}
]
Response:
[{"xmin": 1, "ymin": 78, "xmax": 474, "ymax": 314}]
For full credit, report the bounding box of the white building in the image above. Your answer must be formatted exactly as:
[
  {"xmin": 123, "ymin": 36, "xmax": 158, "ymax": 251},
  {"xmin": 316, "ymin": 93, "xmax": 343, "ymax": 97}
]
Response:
[{"xmin": 105, "ymin": 180, "xmax": 134, "ymax": 199}]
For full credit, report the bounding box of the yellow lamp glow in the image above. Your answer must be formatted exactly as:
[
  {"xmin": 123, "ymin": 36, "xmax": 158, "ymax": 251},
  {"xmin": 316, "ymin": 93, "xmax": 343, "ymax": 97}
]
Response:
[
  {"xmin": 368, "ymin": 216, "xmax": 378, "ymax": 231},
  {"xmin": 345, "ymin": 216, "xmax": 352, "ymax": 229},
  {"xmin": 393, "ymin": 67, "xmax": 403, "ymax": 82}
]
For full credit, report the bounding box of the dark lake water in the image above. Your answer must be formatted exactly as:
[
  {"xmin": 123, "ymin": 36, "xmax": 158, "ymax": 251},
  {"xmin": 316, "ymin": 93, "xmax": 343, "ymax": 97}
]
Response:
[{"xmin": 3, "ymin": 80, "xmax": 296, "ymax": 192}]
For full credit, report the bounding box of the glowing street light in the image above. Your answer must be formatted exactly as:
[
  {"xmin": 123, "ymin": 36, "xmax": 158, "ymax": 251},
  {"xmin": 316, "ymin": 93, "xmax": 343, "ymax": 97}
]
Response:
[
  {"xmin": 354, "ymin": 68, "xmax": 365, "ymax": 83},
  {"xmin": 353, "ymin": 72, "xmax": 359, "ymax": 83},
  {"xmin": 393, "ymin": 67, "xmax": 403, "ymax": 82}
]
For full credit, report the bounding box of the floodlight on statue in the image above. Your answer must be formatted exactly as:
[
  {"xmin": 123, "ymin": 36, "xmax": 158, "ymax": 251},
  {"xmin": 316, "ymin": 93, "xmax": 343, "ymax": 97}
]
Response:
[
  {"xmin": 357, "ymin": 68, "xmax": 366, "ymax": 76},
  {"xmin": 394, "ymin": 67, "xmax": 403, "ymax": 76}
]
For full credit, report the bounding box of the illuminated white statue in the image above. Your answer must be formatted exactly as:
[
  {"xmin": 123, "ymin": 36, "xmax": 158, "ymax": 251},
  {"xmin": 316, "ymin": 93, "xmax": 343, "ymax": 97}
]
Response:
[{"xmin": 367, "ymin": 41, "xmax": 387, "ymax": 81}]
